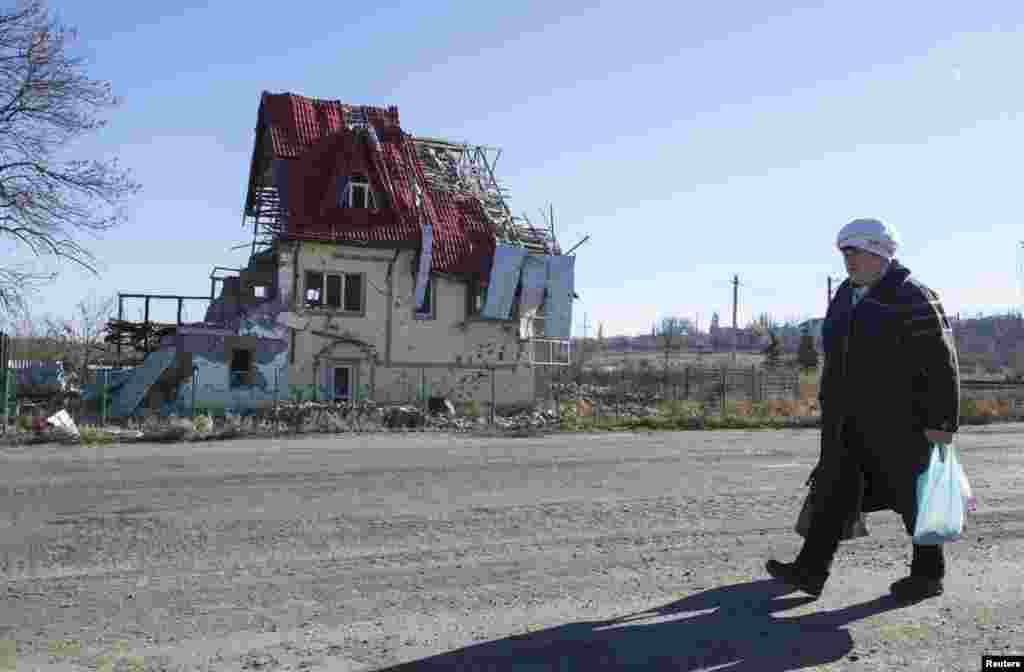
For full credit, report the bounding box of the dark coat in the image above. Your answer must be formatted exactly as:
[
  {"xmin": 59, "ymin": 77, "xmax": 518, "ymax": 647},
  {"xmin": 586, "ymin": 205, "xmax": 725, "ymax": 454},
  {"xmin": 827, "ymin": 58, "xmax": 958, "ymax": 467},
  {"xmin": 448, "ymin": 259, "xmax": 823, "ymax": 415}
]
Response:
[{"xmin": 815, "ymin": 259, "xmax": 960, "ymax": 535}]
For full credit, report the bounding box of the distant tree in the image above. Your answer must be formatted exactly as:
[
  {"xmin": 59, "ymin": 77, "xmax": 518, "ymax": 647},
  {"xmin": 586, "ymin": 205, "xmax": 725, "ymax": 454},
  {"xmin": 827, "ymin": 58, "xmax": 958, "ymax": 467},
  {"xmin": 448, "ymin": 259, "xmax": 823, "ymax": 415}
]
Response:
[
  {"xmin": 756, "ymin": 312, "xmax": 778, "ymax": 331},
  {"xmin": 4, "ymin": 303, "xmax": 61, "ymax": 359},
  {"xmin": 797, "ymin": 329, "xmax": 819, "ymax": 371},
  {"xmin": 656, "ymin": 316, "xmax": 690, "ymax": 373},
  {"xmin": 763, "ymin": 330, "xmax": 782, "ymax": 369},
  {"xmin": 709, "ymin": 312, "xmax": 721, "ymax": 351},
  {"xmin": 0, "ymin": 1, "xmax": 140, "ymax": 316}
]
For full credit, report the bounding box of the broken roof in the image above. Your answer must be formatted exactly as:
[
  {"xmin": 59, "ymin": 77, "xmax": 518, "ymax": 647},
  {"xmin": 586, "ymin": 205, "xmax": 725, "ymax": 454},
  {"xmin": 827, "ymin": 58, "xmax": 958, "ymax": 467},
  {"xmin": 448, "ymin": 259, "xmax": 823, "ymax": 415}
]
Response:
[{"xmin": 246, "ymin": 92, "xmax": 557, "ymax": 275}]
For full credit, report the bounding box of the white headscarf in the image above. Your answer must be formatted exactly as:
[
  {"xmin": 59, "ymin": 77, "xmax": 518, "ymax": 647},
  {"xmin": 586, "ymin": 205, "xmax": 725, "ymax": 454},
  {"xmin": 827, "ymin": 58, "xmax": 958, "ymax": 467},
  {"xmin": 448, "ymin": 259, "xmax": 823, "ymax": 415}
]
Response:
[{"xmin": 836, "ymin": 218, "xmax": 900, "ymax": 261}]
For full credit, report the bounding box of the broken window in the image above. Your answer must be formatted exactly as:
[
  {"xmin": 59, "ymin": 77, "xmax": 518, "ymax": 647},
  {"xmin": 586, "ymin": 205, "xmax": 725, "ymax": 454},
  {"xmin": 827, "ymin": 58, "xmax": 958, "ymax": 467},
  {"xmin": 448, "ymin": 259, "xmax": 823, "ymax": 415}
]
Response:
[
  {"xmin": 535, "ymin": 290, "xmax": 548, "ymax": 336},
  {"xmin": 305, "ymin": 271, "xmax": 364, "ymax": 313},
  {"xmin": 230, "ymin": 348, "xmax": 253, "ymax": 388},
  {"xmin": 305, "ymin": 271, "xmax": 324, "ymax": 307},
  {"xmin": 346, "ymin": 175, "xmax": 374, "ymax": 209}
]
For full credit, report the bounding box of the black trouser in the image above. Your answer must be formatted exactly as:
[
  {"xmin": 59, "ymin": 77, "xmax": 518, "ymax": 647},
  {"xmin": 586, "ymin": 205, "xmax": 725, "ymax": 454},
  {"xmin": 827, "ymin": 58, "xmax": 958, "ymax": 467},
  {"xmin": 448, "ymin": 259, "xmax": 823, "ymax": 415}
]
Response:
[{"xmin": 795, "ymin": 418, "xmax": 945, "ymax": 579}]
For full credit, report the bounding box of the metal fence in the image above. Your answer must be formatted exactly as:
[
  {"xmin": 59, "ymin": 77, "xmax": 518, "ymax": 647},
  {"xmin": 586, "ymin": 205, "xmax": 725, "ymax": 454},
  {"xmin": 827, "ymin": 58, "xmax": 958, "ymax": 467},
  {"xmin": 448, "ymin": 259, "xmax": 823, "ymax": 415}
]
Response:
[
  {"xmin": 0, "ymin": 331, "xmax": 11, "ymax": 434},
  {"xmin": 535, "ymin": 364, "xmax": 803, "ymax": 415}
]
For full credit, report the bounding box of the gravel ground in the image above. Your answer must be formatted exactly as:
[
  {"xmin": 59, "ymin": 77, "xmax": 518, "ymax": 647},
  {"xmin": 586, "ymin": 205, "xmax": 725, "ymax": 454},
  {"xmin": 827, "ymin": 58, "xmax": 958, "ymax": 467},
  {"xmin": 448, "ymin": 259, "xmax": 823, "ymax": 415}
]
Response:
[{"xmin": 1, "ymin": 425, "xmax": 1022, "ymax": 671}]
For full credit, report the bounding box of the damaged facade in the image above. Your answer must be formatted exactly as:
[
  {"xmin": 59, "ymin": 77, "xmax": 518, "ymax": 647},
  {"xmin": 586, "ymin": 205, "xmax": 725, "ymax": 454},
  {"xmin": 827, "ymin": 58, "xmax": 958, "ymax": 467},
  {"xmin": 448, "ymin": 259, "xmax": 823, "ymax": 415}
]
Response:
[{"xmin": 99, "ymin": 92, "xmax": 575, "ymax": 417}]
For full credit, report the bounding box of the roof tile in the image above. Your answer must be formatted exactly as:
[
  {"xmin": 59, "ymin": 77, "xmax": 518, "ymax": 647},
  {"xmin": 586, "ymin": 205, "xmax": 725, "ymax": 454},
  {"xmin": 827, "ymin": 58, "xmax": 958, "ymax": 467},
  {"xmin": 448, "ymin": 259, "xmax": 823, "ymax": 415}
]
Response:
[{"xmin": 262, "ymin": 92, "xmax": 495, "ymax": 275}]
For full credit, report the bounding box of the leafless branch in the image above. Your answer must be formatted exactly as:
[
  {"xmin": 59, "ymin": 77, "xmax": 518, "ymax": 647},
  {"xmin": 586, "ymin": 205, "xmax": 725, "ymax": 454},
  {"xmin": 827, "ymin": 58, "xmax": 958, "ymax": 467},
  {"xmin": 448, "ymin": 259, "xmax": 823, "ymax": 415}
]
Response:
[{"xmin": 0, "ymin": 1, "xmax": 139, "ymax": 315}]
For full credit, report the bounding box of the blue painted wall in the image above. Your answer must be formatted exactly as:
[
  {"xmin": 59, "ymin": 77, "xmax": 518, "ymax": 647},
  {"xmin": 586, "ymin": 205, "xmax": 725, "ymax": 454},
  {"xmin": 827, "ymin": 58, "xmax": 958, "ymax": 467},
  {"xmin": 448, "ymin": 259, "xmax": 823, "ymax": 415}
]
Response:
[{"xmin": 173, "ymin": 348, "xmax": 289, "ymax": 416}]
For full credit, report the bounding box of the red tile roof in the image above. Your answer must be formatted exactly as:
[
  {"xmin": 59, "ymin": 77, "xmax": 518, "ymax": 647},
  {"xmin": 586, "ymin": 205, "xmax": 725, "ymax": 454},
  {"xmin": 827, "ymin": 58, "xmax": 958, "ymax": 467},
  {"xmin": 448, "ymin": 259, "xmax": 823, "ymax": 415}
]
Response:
[
  {"xmin": 259, "ymin": 92, "xmax": 494, "ymax": 276},
  {"xmin": 260, "ymin": 93, "xmax": 400, "ymax": 159}
]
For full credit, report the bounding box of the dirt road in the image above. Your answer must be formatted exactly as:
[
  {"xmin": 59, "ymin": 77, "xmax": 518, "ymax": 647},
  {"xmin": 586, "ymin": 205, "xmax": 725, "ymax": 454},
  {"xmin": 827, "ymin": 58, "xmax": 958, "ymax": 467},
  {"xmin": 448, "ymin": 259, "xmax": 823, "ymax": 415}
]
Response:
[{"xmin": 1, "ymin": 426, "xmax": 1022, "ymax": 671}]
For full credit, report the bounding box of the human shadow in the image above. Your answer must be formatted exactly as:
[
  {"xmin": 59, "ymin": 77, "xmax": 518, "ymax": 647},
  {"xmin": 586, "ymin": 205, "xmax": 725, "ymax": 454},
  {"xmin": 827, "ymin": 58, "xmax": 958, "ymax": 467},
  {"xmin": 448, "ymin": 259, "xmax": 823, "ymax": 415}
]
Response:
[{"xmin": 378, "ymin": 579, "xmax": 909, "ymax": 671}]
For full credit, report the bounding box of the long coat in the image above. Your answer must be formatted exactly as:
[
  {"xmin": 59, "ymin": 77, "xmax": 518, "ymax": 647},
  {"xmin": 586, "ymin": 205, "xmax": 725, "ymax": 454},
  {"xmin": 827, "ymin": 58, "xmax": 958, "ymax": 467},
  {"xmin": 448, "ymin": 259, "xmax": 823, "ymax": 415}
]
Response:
[{"xmin": 815, "ymin": 259, "xmax": 960, "ymax": 535}]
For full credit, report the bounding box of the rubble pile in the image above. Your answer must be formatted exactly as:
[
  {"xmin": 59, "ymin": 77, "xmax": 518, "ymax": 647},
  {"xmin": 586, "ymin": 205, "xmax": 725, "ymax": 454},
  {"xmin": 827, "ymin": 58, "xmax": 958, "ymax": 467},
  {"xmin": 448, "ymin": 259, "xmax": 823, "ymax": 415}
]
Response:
[
  {"xmin": 1, "ymin": 391, "xmax": 683, "ymax": 446},
  {"xmin": 547, "ymin": 382, "xmax": 663, "ymax": 418},
  {"xmin": 422, "ymin": 406, "xmax": 561, "ymax": 433},
  {"xmin": 263, "ymin": 400, "xmax": 383, "ymax": 433}
]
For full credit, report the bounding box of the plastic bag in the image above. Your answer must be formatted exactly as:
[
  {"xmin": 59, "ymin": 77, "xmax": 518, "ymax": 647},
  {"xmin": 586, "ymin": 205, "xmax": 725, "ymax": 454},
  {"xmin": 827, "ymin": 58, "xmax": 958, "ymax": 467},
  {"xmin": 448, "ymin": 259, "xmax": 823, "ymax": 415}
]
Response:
[
  {"xmin": 960, "ymin": 465, "xmax": 977, "ymax": 513},
  {"xmin": 912, "ymin": 442, "xmax": 966, "ymax": 545},
  {"xmin": 46, "ymin": 409, "xmax": 79, "ymax": 438}
]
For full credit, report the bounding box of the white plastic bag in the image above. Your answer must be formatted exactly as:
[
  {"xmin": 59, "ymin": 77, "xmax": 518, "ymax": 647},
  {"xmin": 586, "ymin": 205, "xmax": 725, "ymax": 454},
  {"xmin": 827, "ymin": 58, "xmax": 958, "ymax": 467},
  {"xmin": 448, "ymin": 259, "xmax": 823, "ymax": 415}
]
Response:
[
  {"xmin": 912, "ymin": 442, "xmax": 966, "ymax": 545},
  {"xmin": 959, "ymin": 465, "xmax": 977, "ymax": 513},
  {"xmin": 46, "ymin": 409, "xmax": 80, "ymax": 438}
]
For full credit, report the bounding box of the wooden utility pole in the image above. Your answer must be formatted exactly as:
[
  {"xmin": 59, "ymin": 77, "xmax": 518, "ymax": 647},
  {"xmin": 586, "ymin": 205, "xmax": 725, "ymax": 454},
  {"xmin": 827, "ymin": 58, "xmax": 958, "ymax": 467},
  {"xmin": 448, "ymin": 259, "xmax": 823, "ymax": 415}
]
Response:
[
  {"xmin": 827, "ymin": 275, "xmax": 842, "ymax": 305},
  {"xmin": 732, "ymin": 275, "xmax": 739, "ymax": 363}
]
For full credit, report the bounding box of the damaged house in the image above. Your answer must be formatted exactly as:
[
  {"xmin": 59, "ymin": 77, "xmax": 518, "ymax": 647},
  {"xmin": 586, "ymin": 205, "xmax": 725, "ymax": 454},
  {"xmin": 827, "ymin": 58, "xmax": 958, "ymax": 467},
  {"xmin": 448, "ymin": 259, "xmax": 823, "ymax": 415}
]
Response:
[{"xmin": 98, "ymin": 92, "xmax": 575, "ymax": 417}]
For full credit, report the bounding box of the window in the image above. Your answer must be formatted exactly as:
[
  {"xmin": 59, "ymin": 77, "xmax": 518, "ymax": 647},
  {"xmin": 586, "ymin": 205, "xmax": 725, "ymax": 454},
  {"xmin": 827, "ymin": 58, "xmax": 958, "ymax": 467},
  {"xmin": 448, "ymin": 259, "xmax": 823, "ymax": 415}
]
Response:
[
  {"xmin": 325, "ymin": 274, "xmax": 342, "ymax": 308},
  {"xmin": 343, "ymin": 273, "xmax": 363, "ymax": 312},
  {"xmin": 466, "ymin": 277, "xmax": 486, "ymax": 317},
  {"xmin": 305, "ymin": 271, "xmax": 364, "ymax": 313},
  {"xmin": 333, "ymin": 366, "xmax": 352, "ymax": 400},
  {"xmin": 253, "ymin": 285, "xmax": 267, "ymax": 299},
  {"xmin": 305, "ymin": 271, "xmax": 323, "ymax": 307},
  {"xmin": 342, "ymin": 174, "xmax": 374, "ymax": 209},
  {"xmin": 414, "ymin": 277, "xmax": 434, "ymax": 320},
  {"xmin": 230, "ymin": 348, "xmax": 253, "ymax": 388}
]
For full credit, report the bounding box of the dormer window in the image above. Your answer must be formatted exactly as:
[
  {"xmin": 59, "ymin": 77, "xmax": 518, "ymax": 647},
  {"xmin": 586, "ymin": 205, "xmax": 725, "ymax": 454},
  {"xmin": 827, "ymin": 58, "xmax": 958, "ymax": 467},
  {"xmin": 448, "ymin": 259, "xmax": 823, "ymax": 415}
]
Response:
[{"xmin": 343, "ymin": 174, "xmax": 374, "ymax": 209}]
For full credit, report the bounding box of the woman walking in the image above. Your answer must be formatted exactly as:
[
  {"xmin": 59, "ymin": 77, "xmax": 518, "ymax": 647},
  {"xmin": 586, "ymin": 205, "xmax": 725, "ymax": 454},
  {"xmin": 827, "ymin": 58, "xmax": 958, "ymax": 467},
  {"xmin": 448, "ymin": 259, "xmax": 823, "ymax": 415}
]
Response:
[{"xmin": 766, "ymin": 218, "xmax": 960, "ymax": 603}]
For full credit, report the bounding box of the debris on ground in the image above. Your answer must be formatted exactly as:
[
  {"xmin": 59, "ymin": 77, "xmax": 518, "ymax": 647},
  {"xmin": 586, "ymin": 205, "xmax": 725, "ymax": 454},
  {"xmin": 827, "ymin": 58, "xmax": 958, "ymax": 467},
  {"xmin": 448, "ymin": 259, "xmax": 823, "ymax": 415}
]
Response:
[{"xmin": 46, "ymin": 409, "xmax": 79, "ymax": 439}]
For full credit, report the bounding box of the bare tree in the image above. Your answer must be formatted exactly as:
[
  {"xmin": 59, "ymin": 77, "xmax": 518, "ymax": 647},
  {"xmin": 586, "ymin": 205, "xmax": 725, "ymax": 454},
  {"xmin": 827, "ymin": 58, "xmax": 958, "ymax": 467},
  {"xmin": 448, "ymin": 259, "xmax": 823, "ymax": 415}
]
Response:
[
  {"xmin": 0, "ymin": 1, "xmax": 139, "ymax": 315},
  {"xmin": 42, "ymin": 292, "xmax": 115, "ymax": 387}
]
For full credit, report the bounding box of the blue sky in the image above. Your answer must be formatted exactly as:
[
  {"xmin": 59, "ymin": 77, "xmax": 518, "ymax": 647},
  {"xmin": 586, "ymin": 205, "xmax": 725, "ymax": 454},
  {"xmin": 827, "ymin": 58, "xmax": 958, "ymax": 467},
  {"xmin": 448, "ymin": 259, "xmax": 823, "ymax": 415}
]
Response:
[{"xmin": 9, "ymin": 1, "xmax": 1024, "ymax": 336}]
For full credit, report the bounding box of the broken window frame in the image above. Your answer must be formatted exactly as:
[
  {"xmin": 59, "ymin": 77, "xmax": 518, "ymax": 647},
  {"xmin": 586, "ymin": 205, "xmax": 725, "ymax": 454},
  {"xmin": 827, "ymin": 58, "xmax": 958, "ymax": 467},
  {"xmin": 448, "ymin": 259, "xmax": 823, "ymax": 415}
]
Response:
[
  {"xmin": 229, "ymin": 348, "xmax": 255, "ymax": 388},
  {"xmin": 305, "ymin": 271, "xmax": 324, "ymax": 308},
  {"xmin": 304, "ymin": 270, "xmax": 365, "ymax": 314},
  {"xmin": 344, "ymin": 174, "xmax": 375, "ymax": 209},
  {"xmin": 533, "ymin": 291, "xmax": 549, "ymax": 337}
]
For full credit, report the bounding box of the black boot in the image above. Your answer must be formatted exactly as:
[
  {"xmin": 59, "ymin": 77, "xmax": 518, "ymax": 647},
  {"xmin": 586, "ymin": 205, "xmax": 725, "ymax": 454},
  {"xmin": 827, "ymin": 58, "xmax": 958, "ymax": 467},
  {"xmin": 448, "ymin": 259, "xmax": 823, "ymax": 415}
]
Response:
[
  {"xmin": 766, "ymin": 537, "xmax": 836, "ymax": 598},
  {"xmin": 765, "ymin": 559, "xmax": 828, "ymax": 597},
  {"xmin": 890, "ymin": 544, "xmax": 945, "ymax": 602}
]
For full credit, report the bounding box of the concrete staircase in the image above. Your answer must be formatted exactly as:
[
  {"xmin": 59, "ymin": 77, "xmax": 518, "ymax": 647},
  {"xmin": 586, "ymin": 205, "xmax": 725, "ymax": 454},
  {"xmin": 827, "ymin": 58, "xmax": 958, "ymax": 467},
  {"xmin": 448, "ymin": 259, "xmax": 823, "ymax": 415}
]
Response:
[{"xmin": 110, "ymin": 349, "xmax": 177, "ymax": 418}]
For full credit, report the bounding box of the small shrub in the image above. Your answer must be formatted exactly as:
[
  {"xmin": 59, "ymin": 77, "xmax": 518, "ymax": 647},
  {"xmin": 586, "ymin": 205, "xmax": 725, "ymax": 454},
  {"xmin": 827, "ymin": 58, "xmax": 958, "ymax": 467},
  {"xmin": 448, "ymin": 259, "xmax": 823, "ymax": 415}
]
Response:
[
  {"xmin": 462, "ymin": 400, "xmax": 481, "ymax": 419},
  {"xmin": 193, "ymin": 414, "xmax": 213, "ymax": 434},
  {"xmin": 658, "ymin": 400, "xmax": 704, "ymax": 419},
  {"xmin": 960, "ymin": 398, "xmax": 1011, "ymax": 424},
  {"xmin": 724, "ymin": 400, "xmax": 754, "ymax": 418},
  {"xmin": 78, "ymin": 425, "xmax": 113, "ymax": 445}
]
